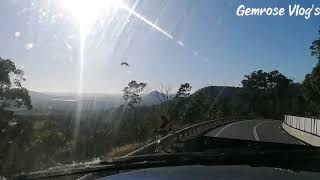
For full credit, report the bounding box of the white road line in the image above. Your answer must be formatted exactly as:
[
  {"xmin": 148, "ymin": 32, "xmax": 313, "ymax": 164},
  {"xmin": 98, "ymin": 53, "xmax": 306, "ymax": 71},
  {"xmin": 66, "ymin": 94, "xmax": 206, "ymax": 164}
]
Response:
[
  {"xmin": 214, "ymin": 120, "xmax": 251, "ymax": 137},
  {"xmin": 253, "ymin": 121, "xmax": 273, "ymax": 141}
]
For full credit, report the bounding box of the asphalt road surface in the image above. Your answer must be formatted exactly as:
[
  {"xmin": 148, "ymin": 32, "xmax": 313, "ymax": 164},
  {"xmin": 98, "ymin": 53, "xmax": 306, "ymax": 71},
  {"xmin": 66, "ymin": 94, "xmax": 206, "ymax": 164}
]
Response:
[{"xmin": 206, "ymin": 119, "xmax": 306, "ymax": 145}]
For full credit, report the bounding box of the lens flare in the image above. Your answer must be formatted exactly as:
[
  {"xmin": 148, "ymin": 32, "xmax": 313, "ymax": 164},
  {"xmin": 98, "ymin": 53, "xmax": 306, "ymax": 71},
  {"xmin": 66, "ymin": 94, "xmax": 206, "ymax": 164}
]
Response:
[
  {"xmin": 58, "ymin": 0, "xmax": 124, "ymax": 141},
  {"xmin": 58, "ymin": 0, "xmax": 205, "ymax": 142}
]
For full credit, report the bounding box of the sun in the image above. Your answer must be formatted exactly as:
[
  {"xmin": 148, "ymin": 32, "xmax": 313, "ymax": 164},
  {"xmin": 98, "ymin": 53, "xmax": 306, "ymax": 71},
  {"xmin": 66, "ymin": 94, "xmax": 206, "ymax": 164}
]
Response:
[{"xmin": 58, "ymin": 0, "xmax": 124, "ymax": 35}]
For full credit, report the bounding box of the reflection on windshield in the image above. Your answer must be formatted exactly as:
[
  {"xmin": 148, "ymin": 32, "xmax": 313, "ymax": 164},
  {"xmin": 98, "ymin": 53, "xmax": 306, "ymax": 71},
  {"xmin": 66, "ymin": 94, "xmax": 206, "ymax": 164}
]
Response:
[{"xmin": 1, "ymin": 0, "xmax": 320, "ymax": 178}]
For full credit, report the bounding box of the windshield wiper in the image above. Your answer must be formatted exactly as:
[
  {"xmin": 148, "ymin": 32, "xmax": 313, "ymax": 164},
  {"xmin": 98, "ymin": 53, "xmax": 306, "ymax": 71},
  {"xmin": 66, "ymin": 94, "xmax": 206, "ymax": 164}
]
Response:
[{"xmin": 13, "ymin": 147, "xmax": 320, "ymax": 180}]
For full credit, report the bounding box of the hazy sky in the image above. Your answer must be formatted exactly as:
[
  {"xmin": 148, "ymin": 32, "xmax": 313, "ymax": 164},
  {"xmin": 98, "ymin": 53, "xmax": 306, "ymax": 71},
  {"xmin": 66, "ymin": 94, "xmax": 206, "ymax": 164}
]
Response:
[{"xmin": 0, "ymin": 0, "xmax": 318, "ymax": 94}]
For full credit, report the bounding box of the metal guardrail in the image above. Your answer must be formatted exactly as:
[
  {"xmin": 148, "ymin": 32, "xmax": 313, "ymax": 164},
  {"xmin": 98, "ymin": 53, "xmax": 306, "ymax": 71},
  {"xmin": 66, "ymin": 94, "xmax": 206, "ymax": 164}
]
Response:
[
  {"xmin": 284, "ymin": 115, "xmax": 320, "ymax": 137},
  {"xmin": 124, "ymin": 116, "xmax": 255, "ymax": 157}
]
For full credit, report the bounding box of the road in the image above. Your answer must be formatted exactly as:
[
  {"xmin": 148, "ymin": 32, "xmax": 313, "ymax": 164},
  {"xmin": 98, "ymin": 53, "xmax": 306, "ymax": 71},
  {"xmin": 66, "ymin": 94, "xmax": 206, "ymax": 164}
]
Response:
[{"xmin": 206, "ymin": 119, "xmax": 306, "ymax": 145}]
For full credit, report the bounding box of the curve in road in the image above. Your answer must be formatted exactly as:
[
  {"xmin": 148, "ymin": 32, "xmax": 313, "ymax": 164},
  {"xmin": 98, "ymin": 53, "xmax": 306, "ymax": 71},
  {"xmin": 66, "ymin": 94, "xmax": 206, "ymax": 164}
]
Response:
[{"xmin": 206, "ymin": 119, "xmax": 305, "ymax": 145}]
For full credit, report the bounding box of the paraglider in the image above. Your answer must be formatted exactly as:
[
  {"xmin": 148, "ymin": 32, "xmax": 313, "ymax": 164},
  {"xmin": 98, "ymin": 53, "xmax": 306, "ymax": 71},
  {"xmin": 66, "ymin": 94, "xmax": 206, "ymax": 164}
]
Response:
[{"xmin": 121, "ymin": 61, "xmax": 129, "ymax": 67}]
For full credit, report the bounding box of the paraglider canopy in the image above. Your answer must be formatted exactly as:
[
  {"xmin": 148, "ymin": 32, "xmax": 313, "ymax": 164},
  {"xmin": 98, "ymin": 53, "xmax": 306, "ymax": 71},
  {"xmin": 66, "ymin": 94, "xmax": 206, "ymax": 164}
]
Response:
[{"xmin": 121, "ymin": 62, "xmax": 129, "ymax": 67}]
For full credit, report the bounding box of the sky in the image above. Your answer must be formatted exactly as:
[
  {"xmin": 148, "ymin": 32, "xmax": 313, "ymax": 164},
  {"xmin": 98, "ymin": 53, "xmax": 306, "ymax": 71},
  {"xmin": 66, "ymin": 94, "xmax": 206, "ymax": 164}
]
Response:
[{"xmin": 0, "ymin": 0, "xmax": 319, "ymax": 94}]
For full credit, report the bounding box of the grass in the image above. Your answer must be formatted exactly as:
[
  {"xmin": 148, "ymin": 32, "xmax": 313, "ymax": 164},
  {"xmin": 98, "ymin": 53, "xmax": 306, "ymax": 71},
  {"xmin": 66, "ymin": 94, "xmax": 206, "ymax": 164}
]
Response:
[{"xmin": 105, "ymin": 142, "xmax": 147, "ymax": 158}]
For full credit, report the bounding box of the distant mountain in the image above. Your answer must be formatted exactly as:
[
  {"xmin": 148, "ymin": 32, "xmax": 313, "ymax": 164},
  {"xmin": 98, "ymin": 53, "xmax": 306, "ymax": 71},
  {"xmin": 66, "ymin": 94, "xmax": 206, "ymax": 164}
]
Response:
[
  {"xmin": 190, "ymin": 86, "xmax": 241, "ymax": 105},
  {"xmin": 192, "ymin": 86, "xmax": 240, "ymax": 98},
  {"xmin": 141, "ymin": 91, "xmax": 174, "ymax": 105},
  {"xmin": 166, "ymin": 85, "xmax": 243, "ymax": 123},
  {"xmin": 142, "ymin": 87, "xmax": 239, "ymax": 106}
]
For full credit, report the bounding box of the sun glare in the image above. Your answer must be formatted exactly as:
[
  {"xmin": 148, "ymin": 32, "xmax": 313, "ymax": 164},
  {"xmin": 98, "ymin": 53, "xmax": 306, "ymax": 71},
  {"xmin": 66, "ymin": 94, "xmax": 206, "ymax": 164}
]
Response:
[
  {"xmin": 58, "ymin": 0, "xmax": 125, "ymax": 141},
  {"xmin": 59, "ymin": 0, "xmax": 123, "ymax": 35},
  {"xmin": 57, "ymin": 0, "xmax": 191, "ymax": 142}
]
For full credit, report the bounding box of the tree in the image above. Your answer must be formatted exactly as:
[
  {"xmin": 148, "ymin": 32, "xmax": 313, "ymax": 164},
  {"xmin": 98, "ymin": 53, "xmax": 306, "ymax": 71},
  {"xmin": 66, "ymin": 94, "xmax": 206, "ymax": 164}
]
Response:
[
  {"xmin": 0, "ymin": 58, "xmax": 32, "ymax": 175},
  {"xmin": 123, "ymin": 80, "xmax": 147, "ymax": 109},
  {"xmin": 302, "ymin": 64, "xmax": 320, "ymax": 115},
  {"xmin": 310, "ymin": 29, "xmax": 320, "ymax": 62},
  {"xmin": 302, "ymin": 29, "xmax": 320, "ymax": 116},
  {"xmin": 240, "ymin": 70, "xmax": 292, "ymax": 118},
  {"xmin": 184, "ymin": 90, "xmax": 207, "ymax": 123},
  {"xmin": 175, "ymin": 83, "xmax": 192, "ymax": 98},
  {"xmin": 0, "ymin": 58, "xmax": 32, "ymax": 111}
]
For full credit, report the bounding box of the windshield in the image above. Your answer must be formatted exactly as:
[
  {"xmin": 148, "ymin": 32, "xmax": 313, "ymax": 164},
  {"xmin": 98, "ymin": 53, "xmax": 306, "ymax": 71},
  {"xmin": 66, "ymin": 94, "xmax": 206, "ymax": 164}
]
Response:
[{"xmin": 1, "ymin": 0, "xmax": 320, "ymax": 178}]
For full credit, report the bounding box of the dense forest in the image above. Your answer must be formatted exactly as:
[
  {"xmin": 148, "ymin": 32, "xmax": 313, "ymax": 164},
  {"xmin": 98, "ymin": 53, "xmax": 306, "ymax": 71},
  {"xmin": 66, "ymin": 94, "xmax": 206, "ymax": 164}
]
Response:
[{"xmin": 1, "ymin": 30, "xmax": 320, "ymax": 177}]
